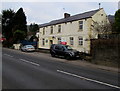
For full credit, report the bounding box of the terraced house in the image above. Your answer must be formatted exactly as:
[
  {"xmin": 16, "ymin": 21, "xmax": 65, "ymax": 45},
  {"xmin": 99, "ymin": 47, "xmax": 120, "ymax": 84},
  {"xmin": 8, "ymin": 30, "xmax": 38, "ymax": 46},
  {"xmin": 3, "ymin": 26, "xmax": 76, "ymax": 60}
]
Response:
[{"xmin": 38, "ymin": 8, "xmax": 109, "ymax": 54}]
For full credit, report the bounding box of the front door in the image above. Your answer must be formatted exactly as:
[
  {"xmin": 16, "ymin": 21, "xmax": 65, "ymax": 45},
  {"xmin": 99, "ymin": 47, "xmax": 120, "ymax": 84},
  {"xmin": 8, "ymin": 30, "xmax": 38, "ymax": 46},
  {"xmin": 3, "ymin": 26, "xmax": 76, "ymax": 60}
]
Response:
[{"xmin": 49, "ymin": 40, "xmax": 53, "ymax": 47}]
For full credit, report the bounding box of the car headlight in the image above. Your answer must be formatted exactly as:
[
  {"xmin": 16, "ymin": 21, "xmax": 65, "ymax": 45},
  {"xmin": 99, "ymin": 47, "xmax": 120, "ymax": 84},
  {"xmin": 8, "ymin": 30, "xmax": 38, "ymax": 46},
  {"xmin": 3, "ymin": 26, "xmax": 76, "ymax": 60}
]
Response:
[{"xmin": 69, "ymin": 52, "xmax": 74, "ymax": 56}]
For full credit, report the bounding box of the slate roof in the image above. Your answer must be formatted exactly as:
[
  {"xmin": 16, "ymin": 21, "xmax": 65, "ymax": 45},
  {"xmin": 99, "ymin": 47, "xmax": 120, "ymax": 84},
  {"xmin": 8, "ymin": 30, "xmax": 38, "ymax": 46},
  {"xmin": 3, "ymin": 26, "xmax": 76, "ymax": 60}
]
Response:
[
  {"xmin": 39, "ymin": 8, "xmax": 102, "ymax": 28},
  {"xmin": 108, "ymin": 15, "xmax": 115, "ymax": 24}
]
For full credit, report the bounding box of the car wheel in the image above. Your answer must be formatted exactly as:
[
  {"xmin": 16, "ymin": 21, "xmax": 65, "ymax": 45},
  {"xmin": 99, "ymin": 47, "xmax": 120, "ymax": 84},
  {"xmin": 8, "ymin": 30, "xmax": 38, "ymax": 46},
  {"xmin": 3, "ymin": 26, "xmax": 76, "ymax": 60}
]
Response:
[
  {"xmin": 65, "ymin": 54, "xmax": 71, "ymax": 60},
  {"xmin": 51, "ymin": 53, "xmax": 55, "ymax": 57}
]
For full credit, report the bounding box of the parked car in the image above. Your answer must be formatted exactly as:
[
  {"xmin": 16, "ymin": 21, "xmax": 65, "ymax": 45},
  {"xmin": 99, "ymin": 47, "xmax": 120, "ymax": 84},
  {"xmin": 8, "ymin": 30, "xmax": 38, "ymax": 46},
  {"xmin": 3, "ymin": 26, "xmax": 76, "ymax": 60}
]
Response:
[
  {"xmin": 50, "ymin": 44, "xmax": 80, "ymax": 59},
  {"xmin": 20, "ymin": 45, "xmax": 35, "ymax": 52}
]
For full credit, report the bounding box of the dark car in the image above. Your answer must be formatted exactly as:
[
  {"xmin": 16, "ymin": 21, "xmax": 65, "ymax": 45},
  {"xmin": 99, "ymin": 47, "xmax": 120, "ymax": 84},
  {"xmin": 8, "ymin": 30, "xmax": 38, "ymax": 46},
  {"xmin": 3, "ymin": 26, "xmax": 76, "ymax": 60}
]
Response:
[{"xmin": 50, "ymin": 44, "xmax": 80, "ymax": 59}]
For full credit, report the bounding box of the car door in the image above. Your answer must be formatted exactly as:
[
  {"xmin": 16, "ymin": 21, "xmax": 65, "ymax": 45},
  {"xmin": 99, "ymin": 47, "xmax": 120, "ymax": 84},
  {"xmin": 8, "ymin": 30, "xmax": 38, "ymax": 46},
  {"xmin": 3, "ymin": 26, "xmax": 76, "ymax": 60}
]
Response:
[{"xmin": 54, "ymin": 45, "xmax": 60, "ymax": 55}]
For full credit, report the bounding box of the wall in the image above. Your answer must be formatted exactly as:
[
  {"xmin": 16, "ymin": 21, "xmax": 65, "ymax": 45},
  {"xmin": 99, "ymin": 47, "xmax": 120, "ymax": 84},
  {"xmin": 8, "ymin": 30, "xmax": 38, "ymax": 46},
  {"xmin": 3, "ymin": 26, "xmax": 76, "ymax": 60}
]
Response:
[{"xmin": 91, "ymin": 38, "xmax": 120, "ymax": 67}]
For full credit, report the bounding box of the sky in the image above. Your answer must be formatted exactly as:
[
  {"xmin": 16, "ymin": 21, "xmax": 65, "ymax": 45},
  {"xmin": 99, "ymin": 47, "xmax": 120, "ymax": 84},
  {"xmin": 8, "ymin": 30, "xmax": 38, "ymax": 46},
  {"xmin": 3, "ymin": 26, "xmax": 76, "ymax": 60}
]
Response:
[{"xmin": 1, "ymin": 0, "xmax": 119, "ymax": 25}]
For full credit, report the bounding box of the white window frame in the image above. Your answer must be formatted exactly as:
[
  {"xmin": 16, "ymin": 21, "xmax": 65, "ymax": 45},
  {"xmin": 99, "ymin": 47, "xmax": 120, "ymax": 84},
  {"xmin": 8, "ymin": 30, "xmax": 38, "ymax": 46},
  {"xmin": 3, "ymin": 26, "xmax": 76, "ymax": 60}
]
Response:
[
  {"xmin": 51, "ymin": 26, "xmax": 53, "ymax": 34},
  {"xmin": 70, "ymin": 37, "xmax": 74, "ymax": 45},
  {"xmin": 43, "ymin": 27, "xmax": 45, "ymax": 35},
  {"xmin": 78, "ymin": 36, "xmax": 83, "ymax": 46},
  {"xmin": 79, "ymin": 21, "xmax": 83, "ymax": 30},
  {"xmin": 58, "ymin": 37, "xmax": 61, "ymax": 44},
  {"xmin": 58, "ymin": 25, "xmax": 61, "ymax": 33}
]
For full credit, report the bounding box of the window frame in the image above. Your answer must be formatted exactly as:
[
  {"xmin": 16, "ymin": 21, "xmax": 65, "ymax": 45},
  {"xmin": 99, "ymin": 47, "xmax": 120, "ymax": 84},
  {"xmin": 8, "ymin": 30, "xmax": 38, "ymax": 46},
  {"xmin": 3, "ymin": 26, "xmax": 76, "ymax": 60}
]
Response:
[
  {"xmin": 79, "ymin": 21, "xmax": 83, "ymax": 30},
  {"xmin": 70, "ymin": 37, "xmax": 74, "ymax": 45},
  {"xmin": 43, "ymin": 27, "xmax": 45, "ymax": 35},
  {"xmin": 51, "ymin": 26, "xmax": 53, "ymax": 34},
  {"xmin": 58, "ymin": 25, "xmax": 61, "ymax": 33},
  {"xmin": 58, "ymin": 37, "xmax": 61, "ymax": 44},
  {"xmin": 78, "ymin": 36, "xmax": 83, "ymax": 46}
]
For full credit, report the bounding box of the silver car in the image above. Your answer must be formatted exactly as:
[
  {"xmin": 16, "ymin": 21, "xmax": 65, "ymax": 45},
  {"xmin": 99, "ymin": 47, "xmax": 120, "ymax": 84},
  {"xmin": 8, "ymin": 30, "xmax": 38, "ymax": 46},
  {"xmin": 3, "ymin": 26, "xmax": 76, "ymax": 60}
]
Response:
[{"xmin": 21, "ymin": 45, "xmax": 35, "ymax": 52}]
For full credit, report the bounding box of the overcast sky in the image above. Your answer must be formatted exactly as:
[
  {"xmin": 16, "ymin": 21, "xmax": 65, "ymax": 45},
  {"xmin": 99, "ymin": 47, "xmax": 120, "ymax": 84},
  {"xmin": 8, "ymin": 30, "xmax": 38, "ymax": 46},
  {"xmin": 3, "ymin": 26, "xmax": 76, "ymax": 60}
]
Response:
[{"xmin": 1, "ymin": 0, "xmax": 119, "ymax": 25}]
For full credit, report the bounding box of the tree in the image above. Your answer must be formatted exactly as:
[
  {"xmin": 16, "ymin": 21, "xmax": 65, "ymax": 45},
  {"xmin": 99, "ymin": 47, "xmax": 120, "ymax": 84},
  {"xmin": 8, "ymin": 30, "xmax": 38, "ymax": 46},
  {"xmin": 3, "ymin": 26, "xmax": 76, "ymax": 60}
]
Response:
[
  {"xmin": 29, "ymin": 23, "xmax": 39, "ymax": 34},
  {"xmin": 12, "ymin": 8, "xmax": 27, "ymax": 43},
  {"xmin": 12, "ymin": 8, "xmax": 27, "ymax": 36},
  {"xmin": 114, "ymin": 9, "xmax": 120, "ymax": 33},
  {"xmin": 13, "ymin": 30, "xmax": 26, "ymax": 43},
  {"xmin": 91, "ymin": 21, "xmax": 112, "ymax": 39},
  {"xmin": 2, "ymin": 9, "xmax": 15, "ymax": 47}
]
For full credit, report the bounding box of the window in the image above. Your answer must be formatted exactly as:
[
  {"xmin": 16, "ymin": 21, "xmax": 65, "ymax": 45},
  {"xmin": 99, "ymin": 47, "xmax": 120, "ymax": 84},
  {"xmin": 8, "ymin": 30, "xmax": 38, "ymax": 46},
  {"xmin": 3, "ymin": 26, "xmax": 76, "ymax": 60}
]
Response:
[
  {"xmin": 42, "ymin": 38, "xmax": 45, "ymax": 46},
  {"xmin": 43, "ymin": 28, "xmax": 45, "ymax": 35},
  {"xmin": 58, "ymin": 25, "xmax": 61, "ymax": 33},
  {"xmin": 78, "ymin": 37, "xmax": 83, "ymax": 46},
  {"xmin": 51, "ymin": 26, "xmax": 53, "ymax": 34},
  {"xmin": 58, "ymin": 37, "xmax": 61, "ymax": 44},
  {"xmin": 70, "ymin": 37, "xmax": 74, "ymax": 45},
  {"xmin": 79, "ymin": 21, "xmax": 83, "ymax": 30},
  {"xmin": 55, "ymin": 45, "xmax": 62, "ymax": 50}
]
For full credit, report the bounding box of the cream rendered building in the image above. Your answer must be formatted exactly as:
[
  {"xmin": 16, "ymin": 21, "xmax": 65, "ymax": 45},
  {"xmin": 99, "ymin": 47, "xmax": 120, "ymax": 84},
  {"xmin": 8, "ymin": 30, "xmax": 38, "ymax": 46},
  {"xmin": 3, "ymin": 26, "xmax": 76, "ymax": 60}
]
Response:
[{"xmin": 38, "ymin": 8, "xmax": 109, "ymax": 54}]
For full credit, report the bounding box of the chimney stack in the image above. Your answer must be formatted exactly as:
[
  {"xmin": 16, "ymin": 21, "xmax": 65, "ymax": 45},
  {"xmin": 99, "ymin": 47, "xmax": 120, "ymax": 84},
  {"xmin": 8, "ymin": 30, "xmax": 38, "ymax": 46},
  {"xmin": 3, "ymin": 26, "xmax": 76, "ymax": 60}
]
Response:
[{"xmin": 64, "ymin": 13, "xmax": 70, "ymax": 18}]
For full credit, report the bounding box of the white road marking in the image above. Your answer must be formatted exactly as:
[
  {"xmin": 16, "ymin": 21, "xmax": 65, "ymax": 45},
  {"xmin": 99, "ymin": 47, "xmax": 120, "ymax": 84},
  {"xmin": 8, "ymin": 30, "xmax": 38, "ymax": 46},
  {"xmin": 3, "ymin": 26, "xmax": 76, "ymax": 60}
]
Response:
[
  {"xmin": 19, "ymin": 59, "xmax": 40, "ymax": 66},
  {"xmin": 57, "ymin": 70, "xmax": 120, "ymax": 89},
  {"xmin": 4, "ymin": 54, "xmax": 13, "ymax": 57}
]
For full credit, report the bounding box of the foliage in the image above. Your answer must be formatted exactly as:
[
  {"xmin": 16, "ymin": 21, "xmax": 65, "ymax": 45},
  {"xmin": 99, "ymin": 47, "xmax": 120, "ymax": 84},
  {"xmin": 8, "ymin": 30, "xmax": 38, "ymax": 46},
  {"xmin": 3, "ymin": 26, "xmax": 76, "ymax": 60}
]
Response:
[
  {"xmin": 91, "ymin": 21, "xmax": 112, "ymax": 39},
  {"xmin": 29, "ymin": 35, "xmax": 38, "ymax": 42},
  {"xmin": 29, "ymin": 23, "xmax": 39, "ymax": 33},
  {"xmin": 2, "ymin": 9, "xmax": 15, "ymax": 41},
  {"xmin": 2, "ymin": 8, "xmax": 27, "ymax": 46},
  {"xmin": 13, "ymin": 30, "xmax": 26, "ymax": 43},
  {"xmin": 12, "ymin": 8, "xmax": 27, "ymax": 34},
  {"xmin": 114, "ymin": 9, "xmax": 120, "ymax": 33}
]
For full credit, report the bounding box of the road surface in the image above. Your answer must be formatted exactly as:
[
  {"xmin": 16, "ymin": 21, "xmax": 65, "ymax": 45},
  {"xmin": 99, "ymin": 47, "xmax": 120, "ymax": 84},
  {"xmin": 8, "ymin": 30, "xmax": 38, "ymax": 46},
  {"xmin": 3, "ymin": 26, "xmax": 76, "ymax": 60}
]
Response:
[{"xmin": 2, "ymin": 48, "xmax": 120, "ymax": 90}]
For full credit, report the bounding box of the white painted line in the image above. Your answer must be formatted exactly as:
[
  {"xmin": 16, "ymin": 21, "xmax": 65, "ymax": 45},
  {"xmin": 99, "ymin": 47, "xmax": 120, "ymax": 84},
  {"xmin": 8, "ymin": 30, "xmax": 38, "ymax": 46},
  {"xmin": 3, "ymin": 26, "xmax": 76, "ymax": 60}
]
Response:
[
  {"xmin": 57, "ymin": 70, "xmax": 120, "ymax": 89},
  {"xmin": 4, "ymin": 54, "xmax": 13, "ymax": 57},
  {"xmin": 19, "ymin": 59, "xmax": 40, "ymax": 66}
]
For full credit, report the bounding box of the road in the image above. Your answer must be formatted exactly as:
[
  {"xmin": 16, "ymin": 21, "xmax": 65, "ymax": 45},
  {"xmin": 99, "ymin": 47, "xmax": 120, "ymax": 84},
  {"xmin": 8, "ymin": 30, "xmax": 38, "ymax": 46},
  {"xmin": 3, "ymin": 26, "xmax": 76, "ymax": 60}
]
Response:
[{"xmin": 2, "ymin": 48, "xmax": 120, "ymax": 90}]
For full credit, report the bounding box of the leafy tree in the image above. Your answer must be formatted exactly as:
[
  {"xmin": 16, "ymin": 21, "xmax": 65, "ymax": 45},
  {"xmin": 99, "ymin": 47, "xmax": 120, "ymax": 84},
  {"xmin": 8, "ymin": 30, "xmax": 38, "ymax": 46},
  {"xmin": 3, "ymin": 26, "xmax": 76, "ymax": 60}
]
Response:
[
  {"xmin": 13, "ymin": 30, "xmax": 26, "ymax": 43},
  {"xmin": 114, "ymin": 9, "xmax": 120, "ymax": 33},
  {"xmin": 29, "ymin": 23, "xmax": 39, "ymax": 34},
  {"xmin": 2, "ymin": 9, "xmax": 15, "ymax": 41},
  {"xmin": 12, "ymin": 8, "xmax": 27, "ymax": 36},
  {"xmin": 2, "ymin": 9, "xmax": 15, "ymax": 47}
]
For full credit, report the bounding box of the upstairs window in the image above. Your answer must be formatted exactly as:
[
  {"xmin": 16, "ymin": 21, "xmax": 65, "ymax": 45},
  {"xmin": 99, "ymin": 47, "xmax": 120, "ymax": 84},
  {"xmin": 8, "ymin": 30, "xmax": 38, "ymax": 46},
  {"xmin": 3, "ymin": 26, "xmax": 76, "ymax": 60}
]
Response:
[
  {"xmin": 43, "ymin": 28, "xmax": 45, "ymax": 35},
  {"xmin": 58, "ymin": 25, "xmax": 61, "ymax": 33},
  {"xmin": 51, "ymin": 26, "xmax": 53, "ymax": 34},
  {"xmin": 70, "ymin": 37, "xmax": 74, "ymax": 45},
  {"xmin": 78, "ymin": 37, "xmax": 83, "ymax": 46},
  {"xmin": 79, "ymin": 21, "xmax": 83, "ymax": 30}
]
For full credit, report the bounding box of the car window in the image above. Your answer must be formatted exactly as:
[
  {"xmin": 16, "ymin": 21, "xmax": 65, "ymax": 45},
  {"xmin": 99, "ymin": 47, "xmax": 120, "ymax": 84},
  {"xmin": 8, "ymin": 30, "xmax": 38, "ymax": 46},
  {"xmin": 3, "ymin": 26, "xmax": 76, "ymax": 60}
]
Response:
[
  {"xmin": 55, "ymin": 45, "xmax": 62, "ymax": 50},
  {"xmin": 65, "ymin": 45, "xmax": 73, "ymax": 50}
]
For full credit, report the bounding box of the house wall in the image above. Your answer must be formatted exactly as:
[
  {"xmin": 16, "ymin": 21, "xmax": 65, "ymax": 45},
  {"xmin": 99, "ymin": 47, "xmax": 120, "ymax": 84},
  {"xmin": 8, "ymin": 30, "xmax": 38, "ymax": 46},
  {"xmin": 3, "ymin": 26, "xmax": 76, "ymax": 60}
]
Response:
[{"xmin": 38, "ymin": 9, "xmax": 109, "ymax": 54}]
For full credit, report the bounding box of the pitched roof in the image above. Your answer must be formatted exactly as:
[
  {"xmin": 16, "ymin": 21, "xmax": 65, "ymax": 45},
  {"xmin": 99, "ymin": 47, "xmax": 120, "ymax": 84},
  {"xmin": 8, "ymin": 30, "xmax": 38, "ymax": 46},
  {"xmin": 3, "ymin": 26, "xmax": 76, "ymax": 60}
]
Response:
[
  {"xmin": 108, "ymin": 15, "xmax": 115, "ymax": 24},
  {"xmin": 39, "ymin": 8, "xmax": 102, "ymax": 28}
]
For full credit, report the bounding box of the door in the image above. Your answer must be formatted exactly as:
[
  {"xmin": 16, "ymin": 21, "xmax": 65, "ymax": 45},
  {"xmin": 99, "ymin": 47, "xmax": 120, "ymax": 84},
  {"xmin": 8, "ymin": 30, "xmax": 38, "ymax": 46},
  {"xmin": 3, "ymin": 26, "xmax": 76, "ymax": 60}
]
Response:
[{"xmin": 49, "ymin": 40, "xmax": 53, "ymax": 47}]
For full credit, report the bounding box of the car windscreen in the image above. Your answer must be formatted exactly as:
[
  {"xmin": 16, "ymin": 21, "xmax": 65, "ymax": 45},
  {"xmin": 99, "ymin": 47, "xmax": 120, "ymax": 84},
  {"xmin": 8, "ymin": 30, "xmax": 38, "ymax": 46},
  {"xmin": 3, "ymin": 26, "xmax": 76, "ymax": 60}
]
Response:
[
  {"xmin": 26, "ymin": 45, "xmax": 34, "ymax": 48},
  {"xmin": 65, "ymin": 45, "xmax": 73, "ymax": 50}
]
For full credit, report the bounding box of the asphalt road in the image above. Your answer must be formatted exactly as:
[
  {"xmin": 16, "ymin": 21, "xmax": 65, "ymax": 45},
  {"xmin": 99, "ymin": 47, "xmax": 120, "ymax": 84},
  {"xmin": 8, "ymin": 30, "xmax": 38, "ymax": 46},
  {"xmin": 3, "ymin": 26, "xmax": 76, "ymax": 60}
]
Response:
[{"xmin": 2, "ymin": 48, "xmax": 120, "ymax": 90}]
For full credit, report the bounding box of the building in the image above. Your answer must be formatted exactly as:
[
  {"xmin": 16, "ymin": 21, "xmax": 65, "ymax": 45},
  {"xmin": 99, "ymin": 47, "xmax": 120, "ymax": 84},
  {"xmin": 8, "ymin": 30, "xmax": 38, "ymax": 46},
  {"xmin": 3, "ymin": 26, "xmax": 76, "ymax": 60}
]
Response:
[{"xmin": 38, "ymin": 8, "xmax": 109, "ymax": 54}]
